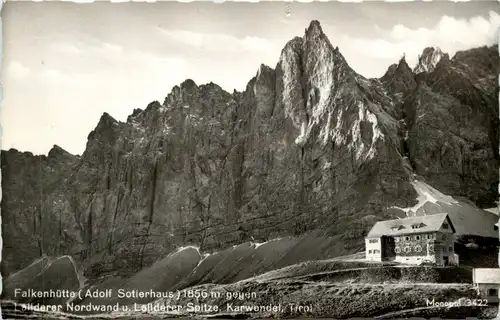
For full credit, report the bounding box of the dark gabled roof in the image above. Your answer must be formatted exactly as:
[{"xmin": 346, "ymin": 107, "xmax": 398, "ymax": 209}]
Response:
[{"xmin": 366, "ymin": 213, "xmax": 453, "ymax": 238}]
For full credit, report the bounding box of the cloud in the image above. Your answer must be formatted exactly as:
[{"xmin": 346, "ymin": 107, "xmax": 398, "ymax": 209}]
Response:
[
  {"xmin": 96, "ymin": 42, "xmax": 123, "ymax": 59},
  {"xmin": 47, "ymin": 37, "xmax": 186, "ymax": 75},
  {"xmin": 40, "ymin": 40, "xmax": 188, "ymax": 100},
  {"xmin": 5, "ymin": 61, "xmax": 31, "ymax": 79},
  {"xmin": 392, "ymin": 11, "xmax": 500, "ymax": 49},
  {"xmin": 50, "ymin": 42, "xmax": 82, "ymax": 55},
  {"xmin": 42, "ymin": 68, "xmax": 63, "ymax": 84},
  {"xmin": 240, "ymin": 36, "xmax": 275, "ymax": 52},
  {"xmin": 158, "ymin": 28, "xmax": 275, "ymax": 53}
]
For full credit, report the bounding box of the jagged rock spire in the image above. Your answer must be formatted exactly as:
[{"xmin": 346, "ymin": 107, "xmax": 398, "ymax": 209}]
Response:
[{"xmin": 414, "ymin": 47, "xmax": 447, "ymax": 74}]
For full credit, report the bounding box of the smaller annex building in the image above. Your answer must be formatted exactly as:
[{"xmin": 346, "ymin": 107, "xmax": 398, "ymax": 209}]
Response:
[
  {"xmin": 365, "ymin": 213, "xmax": 458, "ymax": 266},
  {"xmin": 473, "ymin": 268, "xmax": 500, "ymax": 304}
]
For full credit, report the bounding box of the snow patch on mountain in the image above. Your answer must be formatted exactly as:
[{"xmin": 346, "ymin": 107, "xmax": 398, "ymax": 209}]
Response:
[{"xmin": 391, "ymin": 180, "xmax": 458, "ymax": 216}]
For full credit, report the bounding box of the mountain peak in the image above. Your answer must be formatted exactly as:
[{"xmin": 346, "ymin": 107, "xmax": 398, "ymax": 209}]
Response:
[
  {"xmin": 382, "ymin": 53, "xmax": 413, "ymax": 82},
  {"xmin": 86, "ymin": 111, "xmax": 120, "ymax": 143},
  {"xmin": 380, "ymin": 53, "xmax": 417, "ymax": 106},
  {"xmin": 398, "ymin": 54, "xmax": 411, "ymax": 70},
  {"xmin": 398, "ymin": 53, "xmax": 407, "ymax": 64},
  {"xmin": 305, "ymin": 20, "xmax": 324, "ymax": 37},
  {"xmin": 48, "ymin": 144, "xmax": 65, "ymax": 154},
  {"xmin": 48, "ymin": 144, "xmax": 76, "ymax": 160},
  {"xmin": 180, "ymin": 79, "xmax": 198, "ymax": 90},
  {"xmin": 414, "ymin": 46, "xmax": 447, "ymax": 74},
  {"xmin": 98, "ymin": 112, "xmax": 118, "ymax": 127},
  {"xmin": 256, "ymin": 63, "xmax": 274, "ymax": 79},
  {"xmin": 426, "ymin": 46, "xmax": 443, "ymax": 54}
]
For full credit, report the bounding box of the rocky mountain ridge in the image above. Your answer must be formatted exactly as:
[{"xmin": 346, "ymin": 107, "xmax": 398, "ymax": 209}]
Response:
[{"xmin": 1, "ymin": 20, "xmax": 498, "ymax": 281}]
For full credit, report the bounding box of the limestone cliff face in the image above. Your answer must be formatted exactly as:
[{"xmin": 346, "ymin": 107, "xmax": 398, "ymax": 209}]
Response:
[
  {"xmin": 1, "ymin": 21, "xmax": 497, "ymax": 279},
  {"xmin": 1, "ymin": 146, "xmax": 79, "ymax": 274},
  {"xmin": 402, "ymin": 46, "xmax": 499, "ymax": 207}
]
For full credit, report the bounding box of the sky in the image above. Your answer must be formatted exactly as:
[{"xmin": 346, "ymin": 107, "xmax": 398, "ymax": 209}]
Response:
[{"xmin": 1, "ymin": 1, "xmax": 499, "ymax": 156}]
